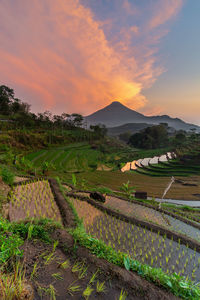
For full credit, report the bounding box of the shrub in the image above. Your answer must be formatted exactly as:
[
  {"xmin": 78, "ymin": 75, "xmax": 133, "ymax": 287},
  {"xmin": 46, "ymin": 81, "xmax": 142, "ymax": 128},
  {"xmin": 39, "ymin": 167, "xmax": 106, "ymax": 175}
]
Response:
[
  {"xmin": 16, "ymin": 156, "xmax": 34, "ymax": 174},
  {"xmin": 1, "ymin": 167, "xmax": 15, "ymax": 185},
  {"xmin": 89, "ymin": 163, "xmax": 97, "ymax": 171},
  {"xmin": 0, "ymin": 144, "xmax": 9, "ymax": 152},
  {"xmin": 0, "ymin": 218, "xmax": 23, "ymax": 264}
]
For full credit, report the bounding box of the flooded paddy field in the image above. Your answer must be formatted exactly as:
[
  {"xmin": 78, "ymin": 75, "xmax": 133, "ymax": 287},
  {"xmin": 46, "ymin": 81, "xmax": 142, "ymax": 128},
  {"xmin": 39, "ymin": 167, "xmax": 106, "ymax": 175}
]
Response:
[
  {"xmin": 71, "ymin": 198, "xmax": 200, "ymax": 282},
  {"xmin": 9, "ymin": 180, "xmax": 62, "ymax": 223}
]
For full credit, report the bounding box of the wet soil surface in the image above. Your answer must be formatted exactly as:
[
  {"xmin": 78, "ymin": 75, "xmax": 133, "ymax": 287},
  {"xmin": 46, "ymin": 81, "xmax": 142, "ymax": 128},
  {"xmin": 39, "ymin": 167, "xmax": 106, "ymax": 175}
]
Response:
[
  {"xmin": 72, "ymin": 198, "xmax": 200, "ymax": 282},
  {"xmin": 166, "ymin": 215, "xmax": 200, "ymax": 242},
  {"xmin": 0, "ymin": 177, "xmax": 10, "ymax": 217},
  {"xmin": 9, "ymin": 180, "xmax": 62, "ymax": 223},
  {"xmin": 157, "ymin": 198, "xmax": 200, "ymax": 207},
  {"xmin": 21, "ymin": 229, "xmax": 179, "ymax": 300},
  {"xmin": 104, "ymin": 196, "xmax": 168, "ymax": 226},
  {"xmin": 0, "ymin": 177, "xmax": 10, "ymax": 199},
  {"xmin": 103, "ymin": 195, "xmax": 200, "ymax": 243}
]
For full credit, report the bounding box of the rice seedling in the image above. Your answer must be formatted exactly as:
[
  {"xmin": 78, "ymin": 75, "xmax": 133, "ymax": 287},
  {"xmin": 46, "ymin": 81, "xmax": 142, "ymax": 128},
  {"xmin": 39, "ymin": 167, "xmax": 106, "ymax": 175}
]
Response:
[
  {"xmin": 96, "ymin": 280, "xmax": 106, "ymax": 293},
  {"xmin": 52, "ymin": 272, "xmax": 63, "ymax": 280},
  {"xmin": 89, "ymin": 269, "xmax": 99, "ymax": 285},
  {"xmin": 67, "ymin": 280, "xmax": 81, "ymax": 296},
  {"xmin": 38, "ymin": 284, "xmax": 56, "ymax": 300},
  {"xmin": 57, "ymin": 259, "xmax": 70, "ymax": 269},
  {"xmin": 82, "ymin": 285, "xmax": 94, "ymax": 300},
  {"xmin": 43, "ymin": 252, "xmax": 56, "ymax": 265},
  {"xmin": 71, "ymin": 197, "xmax": 200, "ymax": 282},
  {"xmin": 27, "ymin": 224, "xmax": 34, "ymax": 240},
  {"xmin": 72, "ymin": 261, "xmax": 84, "ymax": 273},
  {"xmin": 118, "ymin": 289, "xmax": 127, "ymax": 300},
  {"xmin": 30, "ymin": 262, "xmax": 38, "ymax": 280},
  {"xmin": 78, "ymin": 264, "xmax": 88, "ymax": 279},
  {"xmin": 9, "ymin": 180, "xmax": 62, "ymax": 223}
]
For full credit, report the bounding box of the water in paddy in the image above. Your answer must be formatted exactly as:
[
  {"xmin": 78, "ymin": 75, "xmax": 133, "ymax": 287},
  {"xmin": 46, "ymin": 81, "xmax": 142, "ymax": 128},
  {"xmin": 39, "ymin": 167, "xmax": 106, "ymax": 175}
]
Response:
[
  {"xmin": 105, "ymin": 195, "xmax": 200, "ymax": 242},
  {"xmin": 71, "ymin": 198, "xmax": 200, "ymax": 282}
]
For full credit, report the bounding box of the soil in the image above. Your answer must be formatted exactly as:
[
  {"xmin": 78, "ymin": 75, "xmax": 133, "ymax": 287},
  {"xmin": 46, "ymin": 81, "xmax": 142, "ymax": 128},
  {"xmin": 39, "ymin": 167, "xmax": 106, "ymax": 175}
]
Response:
[
  {"xmin": 0, "ymin": 177, "xmax": 10, "ymax": 193},
  {"xmin": 0, "ymin": 176, "xmax": 10, "ymax": 217},
  {"xmin": 14, "ymin": 176, "xmax": 30, "ymax": 183},
  {"xmin": 21, "ymin": 229, "xmax": 180, "ymax": 300},
  {"xmin": 104, "ymin": 195, "xmax": 168, "ymax": 227},
  {"xmin": 97, "ymin": 164, "xmax": 112, "ymax": 171}
]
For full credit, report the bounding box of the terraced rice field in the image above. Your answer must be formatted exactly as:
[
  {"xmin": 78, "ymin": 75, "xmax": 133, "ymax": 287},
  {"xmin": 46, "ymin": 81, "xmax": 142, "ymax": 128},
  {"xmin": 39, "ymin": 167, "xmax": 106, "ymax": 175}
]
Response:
[
  {"xmin": 105, "ymin": 196, "xmax": 169, "ymax": 226},
  {"xmin": 104, "ymin": 195, "xmax": 200, "ymax": 242},
  {"xmin": 135, "ymin": 147, "xmax": 200, "ymax": 177},
  {"xmin": 136, "ymin": 160, "xmax": 200, "ymax": 177},
  {"xmin": 9, "ymin": 180, "xmax": 61, "ymax": 222},
  {"xmin": 71, "ymin": 198, "xmax": 200, "ymax": 282},
  {"xmin": 26, "ymin": 143, "xmax": 101, "ymax": 172}
]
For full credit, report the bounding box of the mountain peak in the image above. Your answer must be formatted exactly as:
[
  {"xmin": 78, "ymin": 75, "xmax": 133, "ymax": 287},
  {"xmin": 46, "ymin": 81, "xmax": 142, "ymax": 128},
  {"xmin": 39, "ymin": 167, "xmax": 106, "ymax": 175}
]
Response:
[
  {"xmin": 110, "ymin": 100, "xmax": 123, "ymax": 105},
  {"xmin": 85, "ymin": 100, "xmax": 144, "ymax": 127},
  {"xmin": 85, "ymin": 101, "xmax": 200, "ymax": 131},
  {"xmin": 109, "ymin": 101, "xmax": 127, "ymax": 107}
]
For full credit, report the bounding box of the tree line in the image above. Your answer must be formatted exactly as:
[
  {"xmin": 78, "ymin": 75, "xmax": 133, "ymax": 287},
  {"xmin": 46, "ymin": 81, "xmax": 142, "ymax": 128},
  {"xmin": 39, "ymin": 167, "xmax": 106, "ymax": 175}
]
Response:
[
  {"xmin": 0, "ymin": 85, "xmax": 85, "ymax": 129},
  {"xmin": 128, "ymin": 124, "xmax": 199, "ymax": 149},
  {"xmin": 0, "ymin": 85, "xmax": 107, "ymax": 138}
]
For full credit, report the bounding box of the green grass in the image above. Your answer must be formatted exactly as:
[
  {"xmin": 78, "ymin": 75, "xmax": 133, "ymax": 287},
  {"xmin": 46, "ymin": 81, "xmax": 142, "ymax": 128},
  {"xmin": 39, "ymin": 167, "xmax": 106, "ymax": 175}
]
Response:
[
  {"xmin": 26, "ymin": 142, "xmax": 129, "ymax": 173},
  {"xmin": 136, "ymin": 162, "xmax": 200, "ymax": 177},
  {"xmin": 25, "ymin": 142, "xmax": 174, "ymax": 175},
  {"xmin": 25, "ymin": 149, "xmax": 46, "ymax": 161},
  {"xmin": 11, "ymin": 218, "xmax": 62, "ymax": 244},
  {"xmin": 26, "ymin": 143, "xmax": 103, "ymax": 172},
  {"xmin": 0, "ymin": 217, "xmax": 62, "ymax": 277},
  {"xmin": 0, "ymin": 218, "xmax": 24, "ymax": 264}
]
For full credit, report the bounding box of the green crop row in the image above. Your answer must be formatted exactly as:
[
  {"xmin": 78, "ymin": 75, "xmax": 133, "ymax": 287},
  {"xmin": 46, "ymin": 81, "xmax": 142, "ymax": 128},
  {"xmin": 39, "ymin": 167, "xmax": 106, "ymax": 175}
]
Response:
[
  {"xmin": 56, "ymin": 179, "xmax": 200, "ymax": 299},
  {"xmin": 72, "ymin": 198, "xmax": 200, "ymax": 282},
  {"xmin": 26, "ymin": 144, "xmax": 103, "ymax": 172},
  {"xmin": 9, "ymin": 180, "xmax": 61, "ymax": 222}
]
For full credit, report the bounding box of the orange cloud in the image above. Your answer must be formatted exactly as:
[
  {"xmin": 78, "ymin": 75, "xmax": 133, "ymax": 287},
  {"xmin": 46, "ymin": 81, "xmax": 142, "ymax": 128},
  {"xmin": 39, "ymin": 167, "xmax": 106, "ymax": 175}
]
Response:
[
  {"xmin": 0, "ymin": 0, "xmax": 183, "ymax": 115},
  {"xmin": 140, "ymin": 105, "xmax": 164, "ymax": 116}
]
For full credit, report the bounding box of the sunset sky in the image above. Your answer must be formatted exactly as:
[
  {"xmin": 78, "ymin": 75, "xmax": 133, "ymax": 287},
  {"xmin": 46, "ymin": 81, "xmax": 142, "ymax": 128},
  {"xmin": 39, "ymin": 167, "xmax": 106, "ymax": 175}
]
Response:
[{"xmin": 0, "ymin": 0, "xmax": 199, "ymax": 124}]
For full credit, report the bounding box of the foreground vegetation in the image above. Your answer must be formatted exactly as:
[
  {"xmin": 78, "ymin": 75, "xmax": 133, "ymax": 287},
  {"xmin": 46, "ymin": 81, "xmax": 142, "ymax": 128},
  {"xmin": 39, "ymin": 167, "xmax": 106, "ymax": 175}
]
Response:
[{"xmin": 57, "ymin": 182, "xmax": 200, "ymax": 299}]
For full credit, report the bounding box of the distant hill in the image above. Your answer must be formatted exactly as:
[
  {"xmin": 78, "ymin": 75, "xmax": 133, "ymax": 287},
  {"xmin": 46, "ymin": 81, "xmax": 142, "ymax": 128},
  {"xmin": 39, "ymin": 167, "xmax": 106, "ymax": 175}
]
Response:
[
  {"xmin": 85, "ymin": 101, "xmax": 200, "ymax": 132},
  {"xmin": 107, "ymin": 123, "xmax": 154, "ymax": 136}
]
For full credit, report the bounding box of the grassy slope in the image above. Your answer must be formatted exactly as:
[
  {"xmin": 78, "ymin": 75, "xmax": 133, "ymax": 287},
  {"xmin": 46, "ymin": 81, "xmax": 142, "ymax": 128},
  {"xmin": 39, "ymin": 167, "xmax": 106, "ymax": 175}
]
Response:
[
  {"xmin": 26, "ymin": 143, "xmax": 102, "ymax": 172},
  {"xmin": 54, "ymin": 170, "xmax": 200, "ymax": 200}
]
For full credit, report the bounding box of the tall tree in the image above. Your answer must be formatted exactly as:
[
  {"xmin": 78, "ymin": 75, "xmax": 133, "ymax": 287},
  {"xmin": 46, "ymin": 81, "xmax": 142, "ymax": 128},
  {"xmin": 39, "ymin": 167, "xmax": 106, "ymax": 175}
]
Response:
[
  {"xmin": 71, "ymin": 113, "xmax": 83, "ymax": 127},
  {"xmin": 0, "ymin": 85, "xmax": 14, "ymax": 114},
  {"xmin": 129, "ymin": 125, "xmax": 168, "ymax": 149}
]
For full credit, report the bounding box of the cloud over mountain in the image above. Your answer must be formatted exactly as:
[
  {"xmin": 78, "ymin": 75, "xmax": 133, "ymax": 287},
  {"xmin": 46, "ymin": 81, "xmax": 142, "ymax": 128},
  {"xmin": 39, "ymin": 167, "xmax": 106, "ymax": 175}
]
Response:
[{"xmin": 0, "ymin": 0, "xmax": 183, "ymax": 114}]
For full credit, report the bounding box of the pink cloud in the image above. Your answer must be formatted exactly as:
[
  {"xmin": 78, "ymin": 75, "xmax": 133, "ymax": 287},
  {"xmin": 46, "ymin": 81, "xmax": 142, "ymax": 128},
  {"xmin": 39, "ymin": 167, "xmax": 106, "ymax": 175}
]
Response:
[
  {"xmin": 148, "ymin": 0, "xmax": 183, "ymax": 30},
  {"xmin": 0, "ymin": 0, "xmax": 183, "ymax": 115}
]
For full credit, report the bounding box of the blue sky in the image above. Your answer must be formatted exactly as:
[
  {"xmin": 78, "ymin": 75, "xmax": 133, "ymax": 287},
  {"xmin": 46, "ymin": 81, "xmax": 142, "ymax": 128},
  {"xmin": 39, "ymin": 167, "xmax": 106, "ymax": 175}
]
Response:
[
  {"xmin": 0, "ymin": 0, "xmax": 199, "ymax": 124},
  {"xmin": 143, "ymin": 0, "xmax": 200, "ymax": 124}
]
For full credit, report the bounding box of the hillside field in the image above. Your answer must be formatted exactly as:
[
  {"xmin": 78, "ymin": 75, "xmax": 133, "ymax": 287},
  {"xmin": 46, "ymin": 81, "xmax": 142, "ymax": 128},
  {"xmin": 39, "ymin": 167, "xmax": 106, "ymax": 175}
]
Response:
[{"xmin": 26, "ymin": 143, "xmax": 103, "ymax": 172}]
